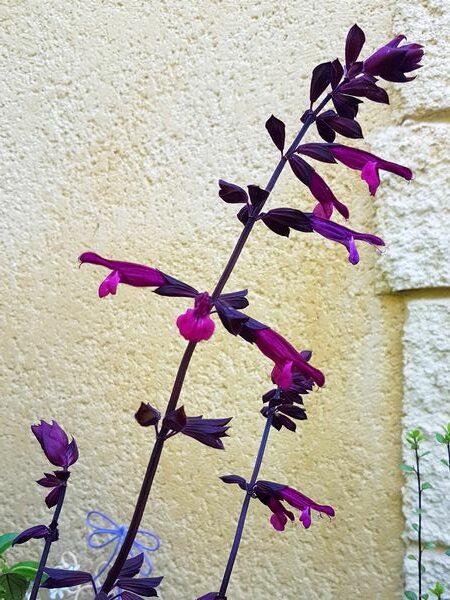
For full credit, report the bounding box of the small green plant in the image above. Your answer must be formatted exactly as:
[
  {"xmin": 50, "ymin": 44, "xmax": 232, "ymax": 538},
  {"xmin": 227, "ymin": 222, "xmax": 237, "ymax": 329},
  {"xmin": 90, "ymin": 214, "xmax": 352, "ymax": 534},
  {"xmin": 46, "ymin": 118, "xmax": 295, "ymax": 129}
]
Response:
[
  {"xmin": 436, "ymin": 423, "xmax": 450, "ymax": 471},
  {"xmin": 0, "ymin": 532, "xmax": 42, "ymax": 600}
]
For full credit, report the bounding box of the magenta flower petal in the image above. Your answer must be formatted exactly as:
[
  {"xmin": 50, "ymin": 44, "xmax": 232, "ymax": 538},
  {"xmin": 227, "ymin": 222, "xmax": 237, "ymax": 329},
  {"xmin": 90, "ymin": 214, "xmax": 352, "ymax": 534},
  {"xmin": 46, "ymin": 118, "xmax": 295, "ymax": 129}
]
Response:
[
  {"xmin": 255, "ymin": 481, "xmax": 334, "ymax": 532},
  {"xmin": 79, "ymin": 252, "xmax": 168, "ymax": 297},
  {"xmin": 98, "ymin": 270, "xmax": 121, "ymax": 298},
  {"xmin": 177, "ymin": 292, "xmax": 215, "ymax": 342},
  {"xmin": 254, "ymin": 328, "xmax": 325, "ymax": 388},
  {"xmin": 271, "ymin": 361, "xmax": 294, "ymax": 390},
  {"xmin": 308, "ymin": 214, "xmax": 384, "ymax": 264},
  {"xmin": 328, "ymin": 144, "xmax": 412, "ymax": 196}
]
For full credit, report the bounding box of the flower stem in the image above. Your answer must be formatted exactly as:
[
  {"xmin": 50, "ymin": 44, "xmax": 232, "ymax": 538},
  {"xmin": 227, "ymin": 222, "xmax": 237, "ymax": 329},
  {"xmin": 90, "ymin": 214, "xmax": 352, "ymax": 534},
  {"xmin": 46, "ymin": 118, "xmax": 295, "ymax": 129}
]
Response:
[
  {"xmin": 414, "ymin": 446, "xmax": 423, "ymax": 598},
  {"xmin": 216, "ymin": 412, "xmax": 274, "ymax": 599},
  {"xmin": 101, "ymin": 93, "xmax": 332, "ymax": 594},
  {"xmin": 29, "ymin": 484, "xmax": 67, "ymax": 600}
]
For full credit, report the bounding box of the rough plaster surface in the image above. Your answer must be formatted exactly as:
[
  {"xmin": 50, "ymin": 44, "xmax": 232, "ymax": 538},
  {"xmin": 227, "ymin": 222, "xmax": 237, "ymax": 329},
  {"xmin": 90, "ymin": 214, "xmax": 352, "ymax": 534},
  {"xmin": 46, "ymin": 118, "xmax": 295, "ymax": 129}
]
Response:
[
  {"xmin": 402, "ymin": 301, "xmax": 450, "ymax": 546},
  {"xmin": 391, "ymin": 0, "xmax": 450, "ymax": 118},
  {"xmin": 0, "ymin": 1, "xmax": 436, "ymax": 598},
  {"xmin": 373, "ymin": 123, "xmax": 450, "ymax": 293}
]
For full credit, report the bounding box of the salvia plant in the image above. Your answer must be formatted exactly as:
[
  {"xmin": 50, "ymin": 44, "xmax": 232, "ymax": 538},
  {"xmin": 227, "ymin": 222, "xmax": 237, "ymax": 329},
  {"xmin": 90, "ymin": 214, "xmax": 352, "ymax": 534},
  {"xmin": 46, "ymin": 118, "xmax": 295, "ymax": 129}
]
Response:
[
  {"xmin": 6, "ymin": 24, "xmax": 426, "ymax": 600},
  {"xmin": 402, "ymin": 428, "xmax": 449, "ymax": 600}
]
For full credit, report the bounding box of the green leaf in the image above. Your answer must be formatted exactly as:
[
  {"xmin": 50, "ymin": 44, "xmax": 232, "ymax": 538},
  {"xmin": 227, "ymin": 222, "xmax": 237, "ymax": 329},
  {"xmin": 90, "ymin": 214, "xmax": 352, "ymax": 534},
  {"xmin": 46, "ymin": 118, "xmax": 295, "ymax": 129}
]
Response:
[
  {"xmin": 420, "ymin": 451, "xmax": 431, "ymax": 458},
  {"xmin": 445, "ymin": 548, "xmax": 450, "ymax": 556},
  {"xmin": 0, "ymin": 573, "xmax": 29, "ymax": 600},
  {"xmin": 405, "ymin": 592, "xmax": 418, "ymax": 600},
  {"xmin": 0, "ymin": 535, "xmax": 17, "ymax": 557},
  {"xmin": 436, "ymin": 433, "xmax": 446, "ymax": 444},
  {"xmin": 421, "ymin": 482, "xmax": 433, "ymax": 491},
  {"xmin": 440, "ymin": 459, "xmax": 450, "ymax": 467},
  {"xmin": 421, "ymin": 594, "xmax": 429, "ymax": 599},
  {"xmin": 424, "ymin": 542, "xmax": 436, "ymax": 550},
  {"xmin": 400, "ymin": 464, "xmax": 416, "ymax": 473},
  {"xmin": 412, "ymin": 523, "xmax": 420, "ymax": 532},
  {"xmin": 429, "ymin": 582, "xmax": 445, "ymax": 596},
  {"xmin": 421, "ymin": 564, "xmax": 426, "ymax": 574},
  {"xmin": 8, "ymin": 562, "xmax": 44, "ymax": 582},
  {"xmin": 407, "ymin": 554, "xmax": 417, "ymax": 560}
]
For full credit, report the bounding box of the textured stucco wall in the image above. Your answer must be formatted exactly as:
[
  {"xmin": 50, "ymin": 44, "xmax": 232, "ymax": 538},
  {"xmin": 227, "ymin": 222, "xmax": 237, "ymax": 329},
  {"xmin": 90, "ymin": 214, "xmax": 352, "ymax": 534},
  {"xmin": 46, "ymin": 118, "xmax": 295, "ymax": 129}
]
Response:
[{"xmin": 0, "ymin": 1, "xmax": 439, "ymax": 598}]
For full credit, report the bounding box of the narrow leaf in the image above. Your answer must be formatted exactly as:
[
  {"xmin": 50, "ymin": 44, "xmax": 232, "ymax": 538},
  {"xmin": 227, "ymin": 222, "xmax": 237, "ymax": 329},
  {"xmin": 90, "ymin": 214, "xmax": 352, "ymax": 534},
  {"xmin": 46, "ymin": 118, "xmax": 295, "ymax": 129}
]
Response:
[
  {"xmin": 405, "ymin": 592, "xmax": 418, "ymax": 600},
  {"xmin": 399, "ymin": 464, "xmax": 415, "ymax": 472},
  {"xmin": 421, "ymin": 482, "xmax": 432, "ymax": 491},
  {"xmin": 265, "ymin": 115, "xmax": 286, "ymax": 153},
  {"xmin": 310, "ymin": 62, "xmax": 332, "ymax": 103},
  {"xmin": 0, "ymin": 534, "xmax": 17, "ymax": 556}
]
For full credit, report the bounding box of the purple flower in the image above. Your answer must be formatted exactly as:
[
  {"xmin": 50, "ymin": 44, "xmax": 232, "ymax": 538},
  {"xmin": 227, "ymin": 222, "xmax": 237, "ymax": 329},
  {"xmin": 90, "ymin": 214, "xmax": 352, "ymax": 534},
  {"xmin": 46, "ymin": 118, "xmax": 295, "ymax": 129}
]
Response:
[
  {"xmin": 252, "ymin": 328, "xmax": 325, "ymax": 389},
  {"xmin": 177, "ymin": 292, "xmax": 215, "ymax": 342},
  {"xmin": 13, "ymin": 525, "xmax": 50, "ymax": 546},
  {"xmin": 36, "ymin": 470, "xmax": 71, "ymax": 508},
  {"xmin": 254, "ymin": 481, "xmax": 335, "ymax": 532},
  {"xmin": 329, "ymin": 144, "xmax": 412, "ymax": 195},
  {"xmin": 79, "ymin": 252, "xmax": 168, "ymax": 298},
  {"xmin": 364, "ymin": 35, "xmax": 424, "ymax": 82},
  {"xmin": 31, "ymin": 420, "xmax": 78, "ymax": 468},
  {"xmin": 307, "ymin": 214, "xmax": 384, "ymax": 264},
  {"xmin": 289, "ymin": 154, "xmax": 349, "ymax": 219},
  {"xmin": 261, "ymin": 369, "xmax": 312, "ymax": 431},
  {"xmin": 163, "ymin": 406, "xmax": 231, "ymax": 450}
]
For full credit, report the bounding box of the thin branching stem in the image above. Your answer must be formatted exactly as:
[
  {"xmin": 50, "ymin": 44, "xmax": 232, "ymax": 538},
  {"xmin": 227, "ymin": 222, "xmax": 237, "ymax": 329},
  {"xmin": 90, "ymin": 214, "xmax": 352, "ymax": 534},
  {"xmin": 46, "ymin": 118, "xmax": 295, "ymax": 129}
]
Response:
[
  {"xmin": 217, "ymin": 412, "xmax": 274, "ymax": 599},
  {"xmin": 29, "ymin": 483, "xmax": 67, "ymax": 600},
  {"xmin": 101, "ymin": 91, "xmax": 333, "ymax": 594}
]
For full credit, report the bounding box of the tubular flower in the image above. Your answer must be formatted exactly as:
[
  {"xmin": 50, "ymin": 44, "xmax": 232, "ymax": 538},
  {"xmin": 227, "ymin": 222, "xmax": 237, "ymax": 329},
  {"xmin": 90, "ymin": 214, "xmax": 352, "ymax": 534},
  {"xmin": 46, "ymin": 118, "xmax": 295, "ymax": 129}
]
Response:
[
  {"xmin": 79, "ymin": 252, "xmax": 168, "ymax": 298},
  {"xmin": 254, "ymin": 480, "xmax": 335, "ymax": 532},
  {"xmin": 31, "ymin": 420, "xmax": 78, "ymax": 468},
  {"xmin": 308, "ymin": 213, "xmax": 384, "ymax": 265},
  {"xmin": 328, "ymin": 144, "xmax": 412, "ymax": 195},
  {"xmin": 252, "ymin": 328, "xmax": 325, "ymax": 389},
  {"xmin": 176, "ymin": 292, "xmax": 215, "ymax": 342},
  {"xmin": 364, "ymin": 35, "xmax": 424, "ymax": 82}
]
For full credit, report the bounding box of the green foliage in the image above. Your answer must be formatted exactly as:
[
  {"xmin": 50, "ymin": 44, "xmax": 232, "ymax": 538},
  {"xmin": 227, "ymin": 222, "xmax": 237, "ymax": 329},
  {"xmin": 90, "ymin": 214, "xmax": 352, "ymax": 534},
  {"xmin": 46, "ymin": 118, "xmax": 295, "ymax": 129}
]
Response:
[
  {"xmin": 421, "ymin": 482, "xmax": 433, "ymax": 491},
  {"xmin": 405, "ymin": 591, "xmax": 418, "ymax": 600},
  {"xmin": 400, "ymin": 463, "xmax": 416, "ymax": 473},
  {"xmin": 429, "ymin": 582, "xmax": 445, "ymax": 598},
  {"xmin": 406, "ymin": 428, "xmax": 427, "ymax": 450},
  {"xmin": 0, "ymin": 537, "xmax": 16, "ymax": 558},
  {"xmin": 0, "ymin": 573, "xmax": 29, "ymax": 600},
  {"xmin": 435, "ymin": 423, "xmax": 450, "ymax": 445}
]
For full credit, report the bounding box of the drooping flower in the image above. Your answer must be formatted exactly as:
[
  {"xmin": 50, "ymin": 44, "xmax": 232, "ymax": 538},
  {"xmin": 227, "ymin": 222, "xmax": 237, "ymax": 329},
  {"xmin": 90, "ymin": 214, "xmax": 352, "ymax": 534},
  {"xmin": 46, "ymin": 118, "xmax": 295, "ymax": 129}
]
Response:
[
  {"xmin": 13, "ymin": 524, "xmax": 51, "ymax": 546},
  {"xmin": 163, "ymin": 406, "xmax": 231, "ymax": 450},
  {"xmin": 307, "ymin": 213, "xmax": 384, "ymax": 264},
  {"xmin": 328, "ymin": 144, "xmax": 412, "ymax": 195},
  {"xmin": 254, "ymin": 480, "xmax": 335, "ymax": 532},
  {"xmin": 364, "ymin": 35, "xmax": 424, "ymax": 82},
  {"xmin": 214, "ymin": 304, "xmax": 325, "ymax": 389},
  {"xmin": 289, "ymin": 154, "xmax": 349, "ymax": 219},
  {"xmin": 177, "ymin": 292, "xmax": 215, "ymax": 342},
  {"xmin": 251, "ymin": 327, "xmax": 325, "ymax": 389},
  {"xmin": 31, "ymin": 420, "xmax": 78, "ymax": 468},
  {"xmin": 79, "ymin": 252, "xmax": 197, "ymax": 299}
]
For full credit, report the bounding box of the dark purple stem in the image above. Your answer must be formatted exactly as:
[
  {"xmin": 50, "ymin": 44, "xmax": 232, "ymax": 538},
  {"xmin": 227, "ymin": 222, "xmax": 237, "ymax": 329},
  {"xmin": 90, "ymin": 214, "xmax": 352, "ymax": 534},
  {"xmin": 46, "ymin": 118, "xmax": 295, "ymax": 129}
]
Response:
[
  {"xmin": 29, "ymin": 483, "xmax": 68, "ymax": 600},
  {"xmin": 414, "ymin": 446, "xmax": 423, "ymax": 598},
  {"xmin": 447, "ymin": 443, "xmax": 450, "ymax": 472},
  {"xmin": 216, "ymin": 412, "xmax": 274, "ymax": 599},
  {"xmin": 101, "ymin": 93, "xmax": 332, "ymax": 594}
]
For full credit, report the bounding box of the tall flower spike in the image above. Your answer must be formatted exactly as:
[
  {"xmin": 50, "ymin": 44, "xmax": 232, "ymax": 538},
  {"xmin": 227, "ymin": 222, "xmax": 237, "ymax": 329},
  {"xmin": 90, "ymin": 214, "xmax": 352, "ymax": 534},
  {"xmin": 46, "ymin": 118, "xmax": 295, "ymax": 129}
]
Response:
[
  {"xmin": 79, "ymin": 252, "xmax": 197, "ymax": 299},
  {"xmin": 254, "ymin": 481, "xmax": 335, "ymax": 532},
  {"xmin": 177, "ymin": 292, "xmax": 215, "ymax": 342}
]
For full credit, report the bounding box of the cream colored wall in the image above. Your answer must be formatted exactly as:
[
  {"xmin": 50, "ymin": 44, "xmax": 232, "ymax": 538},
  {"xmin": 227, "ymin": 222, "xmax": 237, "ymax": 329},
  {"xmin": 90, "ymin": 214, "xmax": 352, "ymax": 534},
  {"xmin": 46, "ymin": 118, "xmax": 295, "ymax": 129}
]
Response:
[{"xmin": 0, "ymin": 1, "xmax": 416, "ymax": 598}]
